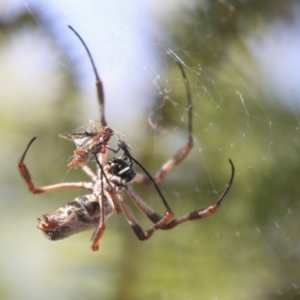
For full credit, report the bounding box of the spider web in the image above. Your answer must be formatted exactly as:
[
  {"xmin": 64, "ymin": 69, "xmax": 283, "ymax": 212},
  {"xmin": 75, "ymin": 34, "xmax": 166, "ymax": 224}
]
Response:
[{"xmin": 1, "ymin": 1, "xmax": 300, "ymax": 300}]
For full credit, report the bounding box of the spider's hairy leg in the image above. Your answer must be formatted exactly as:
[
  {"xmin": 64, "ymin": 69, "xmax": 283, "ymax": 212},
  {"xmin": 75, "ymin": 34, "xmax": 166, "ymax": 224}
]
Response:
[
  {"xmin": 118, "ymin": 141, "xmax": 174, "ymax": 237},
  {"xmin": 90, "ymin": 193, "xmax": 106, "ymax": 252},
  {"xmin": 18, "ymin": 137, "xmax": 94, "ymax": 194},
  {"xmin": 161, "ymin": 159, "xmax": 235, "ymax": 229},
  {"xmin": 127, "ymin": 187, "xmax": 162, "ymax": 223},
  {"xmin": 90, "ymin": 156, "xmax": 122, "ymax": 251},
  {"xmin": 116, "ymin": 191, "xmax": 165, "ymax": 240},
  {"xmin": 116, "ymin": 191, "xmax": 147, "ymax": 239},
  {"xmin": 90, "ymin": 188, "xmax": 119, "ymax": 251},
  {"xmin": 134, "ymin": 60, "xmax": 193, "ymax": 184},
  {"xmin": 18, "ymin": 137, "xmax": 39, "ymax": 193},
  {"xmin": 81, "ymin": 164, "xmax": 98, "ymax": 182},
  {"xmin": 95, "ymin": 154, "xmax": 122, "ymax": 214},
  {"xmin": 89, "ymin": 163, "xmax": 107, "ymax": 251},
  {"xmin": 68, "ymin": 25, "xmax": 107, "ymax": 126}
]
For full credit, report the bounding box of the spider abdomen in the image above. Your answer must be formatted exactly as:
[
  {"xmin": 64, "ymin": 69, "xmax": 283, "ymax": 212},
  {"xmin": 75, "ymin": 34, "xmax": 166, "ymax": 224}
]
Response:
[
  {"xmin": 37, "ymin": 195, "xmax": 113, "ymax": 240},
  {"xmin": 107, "ymin": 157, "xmax": 136, "ymax": 183}
]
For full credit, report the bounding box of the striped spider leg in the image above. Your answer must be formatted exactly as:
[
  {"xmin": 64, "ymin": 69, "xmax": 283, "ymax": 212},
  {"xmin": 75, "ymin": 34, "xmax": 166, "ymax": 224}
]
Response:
[
  {"xmin": 119, "ymin": 140, "xmax": 235, "ymax": 230},
  {"xmin": 128, "ymin": 59, "xmax": 235, "ymax": 226},
  {"xmin": 58, "ymin": 26, "xmax": 119, "ymax": 169},
  {"xmin": 134, "ymin": 60, "xmax": 193, "ymax": 184}
]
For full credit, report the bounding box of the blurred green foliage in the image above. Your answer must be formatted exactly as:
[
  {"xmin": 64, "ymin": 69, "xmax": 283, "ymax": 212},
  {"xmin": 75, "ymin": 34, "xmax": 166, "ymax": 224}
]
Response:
[{"xmin": 1, "ymin": 1, "xmax": 300, "ymax": 300}]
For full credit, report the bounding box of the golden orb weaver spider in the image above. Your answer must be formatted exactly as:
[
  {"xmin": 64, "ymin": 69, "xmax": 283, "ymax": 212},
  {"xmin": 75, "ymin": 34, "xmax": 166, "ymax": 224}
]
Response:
[{"xmin": 18, "ymin": 26, "xmax": 235, "ymax": 251}]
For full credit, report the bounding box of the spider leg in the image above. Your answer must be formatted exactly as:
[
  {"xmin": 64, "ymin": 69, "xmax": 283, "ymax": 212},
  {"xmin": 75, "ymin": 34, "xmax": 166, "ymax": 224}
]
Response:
[
  {"xmin": 96, "ymin": 154, "xmax": 122, "ymax": 210},
  {"xmin": 89, "ymin": 180, "xmax": 106, "ymax": 251},
  {"xmin": 126, "ymin": 186, "xmax": 162, "ymax": 223},
  {"xmin": 134, "ymin": 61, "xmax": 193, "ymax": 184},
  {"xmin": 90, "ymin": 158, "xmax": 108, "ymax": 251},
  {"xmin": 119, "ymin": 141, "xmax": 173, "ymax": 224},
  {"xmin": 90, "ymin": 202, "xmax": 105, "ymax": 251},
  {"xmin": 160, "ymin": 159, "xmax": 235, "ymax": 229},
  {"xmin": 134, "ymin": 137, "xmax": 193, "ymax": 184},
  {"xmin": 116, "ymin": 192, "xmax": 147, "ymax": 239},
  {"xmin": 108, "ymin": 143, "xmax": 174, "ymax": 238},
  {"xmin": 117, "ymin": 190, "xmax": 169, "ymax": 240},
  {"xmin": 97, "ymin": 154, "xmax": 122, "ymax": 213},
  {"xmin": 90, "ymin": 158, "xmax": 123, "ymax": 251},
  {"xmin": 18, "ymin": 137, "xmax": 93, "ymax": 194},
  {"xmin": 125, "ymin": 159, "xmax": 234, "ymax": 232},
  {"xmin": 68, "ymin": 26, "xmax": 107, "ymax": 126},
  {"xmin": 90, "ymin": 186, "xmax": 121, "ymax": 251},
  {"xmin": 81, "ymin": 164, "xmax": 97, "ymax": 182}
]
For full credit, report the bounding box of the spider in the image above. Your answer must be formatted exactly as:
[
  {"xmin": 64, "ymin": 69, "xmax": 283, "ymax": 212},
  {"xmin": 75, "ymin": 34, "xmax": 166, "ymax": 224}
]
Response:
[{"xmin": 18, "ymin": 26, "xmax": 235, "ymax": 251}]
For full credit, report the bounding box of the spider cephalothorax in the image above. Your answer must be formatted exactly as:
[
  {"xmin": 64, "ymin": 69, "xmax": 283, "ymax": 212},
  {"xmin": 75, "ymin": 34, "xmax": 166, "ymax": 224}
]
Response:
[
  {"xmin": 18, "ymin": 26, "xmax": 234, "ymax": 251},
  {"xmin": 107, "ymin": 157, "xmax": 136, "ymax": 184}
]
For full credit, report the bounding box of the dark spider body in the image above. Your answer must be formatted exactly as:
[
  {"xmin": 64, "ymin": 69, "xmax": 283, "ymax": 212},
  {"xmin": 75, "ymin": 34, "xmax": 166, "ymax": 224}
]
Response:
[{"xmin": 107, "ymin": 157, "xmax": 136, "ymax": 184}]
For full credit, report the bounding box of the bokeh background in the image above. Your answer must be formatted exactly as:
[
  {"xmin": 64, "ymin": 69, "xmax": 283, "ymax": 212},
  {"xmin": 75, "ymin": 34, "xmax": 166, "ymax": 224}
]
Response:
[{"xmin": 1, "ymin": 0, "xmax": 300, "ymax": 299}]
